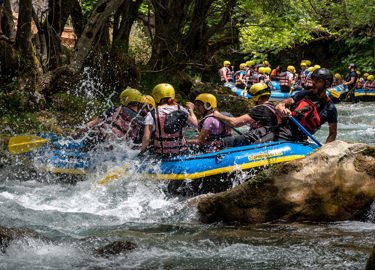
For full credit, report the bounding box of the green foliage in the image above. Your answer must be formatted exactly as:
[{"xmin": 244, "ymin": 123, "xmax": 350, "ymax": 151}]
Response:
[
  {"xmin": 128, "ymin": 22, "xmax": 152, "ymax": 65},
  {"xmin": 81, "ymin": 0, "xmax": 97, "ymax": 17},
  {"xmin": 237, "ymin": 0, "xmax": 324, "ymax": 57}
]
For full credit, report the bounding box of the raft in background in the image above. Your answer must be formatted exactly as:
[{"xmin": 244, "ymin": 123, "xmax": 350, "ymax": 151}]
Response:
[
  {"xmin": 354, "ymin": 89, "xmax": 375, "ymax": 102},
  {"xmin": 223, "ymin": 82, "xmax": 297, "ymax": 100}
]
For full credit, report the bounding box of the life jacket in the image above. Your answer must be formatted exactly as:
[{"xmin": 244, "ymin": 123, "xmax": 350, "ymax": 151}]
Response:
[
  {"xmin": 365, "ymin": 81, "xmax": 375, "ymax": 90},
  {"xmin": 99, "ymin": 106, "xmax": 144, "ymax": 144},
  {"xmin": 218, "ymin": 67, "xmax": 233, "ymax": 82},
  {"xmin": 270, "ymin": 70, "xmax": 281, "ymax": 81},
  {"xmin": 152, "ymin": 105, "xmax": 187, "ymax": 155},
  {"xmin": 355, "ymin": 78, "xmax": 365, "ymax": 89},
  {"xmin": 235, "ymin": 70, "xmax": 246, "ymax": 86},
  {"xmin": 245, "ymin": 68, "xmax": 253, "ymax": 81},
  {"xmin": 198, "ymin": 114, "xmax": 233, "ymax": 152},
  {"xmin": 290, "ymin": 96, "xmax": 330, "ymax": 134},
  {"xmin": 249, "ymin": 103, "xmax": 285, "ymax": 130},
  {"xmin": 279, "ymin": 71, "xmax": 290, "ymax": 87},
  {"xmin": 257, "ymin": 74, "xmax": 266, "ymax": 83},
  {"xmin": 304, "ymin": 72, "xmax": 313, "ymax": 88}
]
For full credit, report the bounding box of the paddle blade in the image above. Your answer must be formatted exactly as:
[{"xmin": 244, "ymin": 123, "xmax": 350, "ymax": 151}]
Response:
[
  {"xmin": 328, "ymin": 89, "xmax": 341, "ymax": 99},
  {"xmin": 97, "ymin": 165, "xmax": 129, "ymax": 185},
  {"xmin": 8, "ymin": 135, "xmax": 50, "ymax": 155}
]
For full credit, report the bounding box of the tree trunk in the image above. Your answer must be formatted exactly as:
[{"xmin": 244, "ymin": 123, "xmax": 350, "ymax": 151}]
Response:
[
  {"xmin": 16, "ymin": 0, "xmax": 39, "ymax": 92},
  {"xmin": 2, "ymin": 0, "xmax": 16, "ymax": 40},
  {"xmin": 112, "ymin": 0, "xmax": 142, "ymax": 54},
  {"xmin": 148, "ymin": 0, "xmax": 236, "ymax": 72},
  {"xmin": 148, "ymin": 0, "xmax": 192, "ymax": 70},
  {"xmin": 69, "ymin": 0, "xmax": 125, "ymax": 73}
]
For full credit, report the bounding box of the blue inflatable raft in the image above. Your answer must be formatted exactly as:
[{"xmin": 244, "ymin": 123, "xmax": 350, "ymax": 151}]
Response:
[
  {"xmin": 354, "ymin": 89, "xmax": 375, "ymax": 102},
  {"xmin": 224, "ymin": 82, "xmax": 298, "ymax": 100},
  {"xmin": 20, "ymin": 134, "xmax": 318, "ymax": 193}
]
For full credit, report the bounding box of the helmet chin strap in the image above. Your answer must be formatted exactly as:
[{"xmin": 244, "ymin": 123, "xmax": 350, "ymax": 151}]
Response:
[{"xmin": 204, "ymin": 103, "xmax": 212, "ymax": 111}]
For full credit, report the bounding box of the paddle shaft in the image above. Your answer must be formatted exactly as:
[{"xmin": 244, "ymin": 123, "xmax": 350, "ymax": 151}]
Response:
[{"xmin": 289, "ymin": 116, "xmax": 322, "ymax": 147}]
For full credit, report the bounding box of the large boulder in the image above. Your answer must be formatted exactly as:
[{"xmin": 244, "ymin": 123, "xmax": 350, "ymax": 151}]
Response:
[{"xmin": 198, "ymin": 141, "xmax": 375, "ymax": 223}]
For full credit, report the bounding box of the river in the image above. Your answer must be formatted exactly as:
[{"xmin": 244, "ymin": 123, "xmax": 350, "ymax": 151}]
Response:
[{"xmin": 0, "ymin": 102, "xmax": 374, "ymax": 269}]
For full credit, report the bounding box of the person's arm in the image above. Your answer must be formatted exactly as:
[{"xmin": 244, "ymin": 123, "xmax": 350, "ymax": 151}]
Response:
[
  {"xmin": 213, "ymin": 111, "xmax": 254, "ymax": 127},
  {"xmin": 343, "ymin": 76, "xmax": 356, "ymax": 86},
  {"xmin": 275, "ymin": 98, "xmax": 295, "ymax": 116},
  {"xmin": 187, "ymin": 129, "xmax": 211, "ymax": 147},
  {"xmin": 239, "ymin": 73, "xmax": 246, "ymax": 85},
  {"xmin": 326, "ymin": 122, "xmax": 337, "ymax": 143},
  {"xmin": 71, "ymin": 117, "xmax": 102, "ymax": 139},
  {"xmin": 141, "ymin": 124, "xmax": 153, "ymax": 153},
  {"xmin": 186, "ymin": 102, "xmax": 198, "ymax": 127}
]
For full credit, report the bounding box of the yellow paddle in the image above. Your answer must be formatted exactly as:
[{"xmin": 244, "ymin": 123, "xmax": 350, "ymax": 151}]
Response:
[
  {"xmin": 8, "ymin": 135, "xmax": 58, "ymax": 155},
  {"xmin": 328, "ymin": 88, "xmax": 341, "ymax": 99}
]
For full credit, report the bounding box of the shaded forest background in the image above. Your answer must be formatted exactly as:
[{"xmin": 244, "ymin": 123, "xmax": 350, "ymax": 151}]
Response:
[{"xmin": 0, "ymin": 0, "xmax": 374, "ymax": 135}]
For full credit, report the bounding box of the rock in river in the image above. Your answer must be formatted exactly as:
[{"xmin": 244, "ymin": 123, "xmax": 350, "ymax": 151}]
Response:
[{"xmin": 198, "ymin": 141, "xmax": 375, "ymax": 223}]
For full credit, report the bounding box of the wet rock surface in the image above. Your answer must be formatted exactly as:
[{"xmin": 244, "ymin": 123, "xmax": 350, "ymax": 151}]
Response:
[
  {"xmin": 198, "ymin": 141, "xmax": 375, "ymax": 223},
  {"xmin": 0, "ymin": 226, "xmax": 46, "ymax": 253},
  {"xmin": 94, "ymin": 240, "xmax": 137, "ymax": 258}
]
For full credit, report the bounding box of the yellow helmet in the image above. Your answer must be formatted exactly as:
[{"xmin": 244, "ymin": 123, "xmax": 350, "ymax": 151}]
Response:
[
  {"xmin": 239, "ymin": 63, "xmax": 246, "ymax": 69},
  {"xmin": 195, "ymin": 93, "xmax": 217, "ymax": 109},
  {"xmin": 263, "ymin": 60, "xmax": 269, "ymax": 66},
  {"xmin": 152, "ymin": 83, "xmax": 175, "ymax": 103},
  {"xmin": 223, "ymin": 60, "xmax": 231, "ymax": 66},
  {"xmin": 308, "ymin": 67, "xmax": 314, "ymax": 72},
  {"xmin": 334, "ymin": 73, "xmax": 341, "ymax": 80},
  {"xmin": 248, "ymin": 83, "xmax": 271, "ymax": 102},
  {"xmin": 258, "ymin": 67, "xmax": 265, "ymax": 74},
  {"xmin": 364, "ymin": 73, "xmax": 369, "ymax": 77},
  {"xmin": 246, "ymin": 60, "xmax": 255, "ymax": 67},
  {"xmin": 142, "ymin": 95, "xmax": 156, "ymax": 108},
  {"xmin": 356, "ymin": 70, "xmax": 361, "ymax": 75},
  {"xmin": 367, "ymin": 75, "xmax": 374, "ymax": 81},
  {"xmin": 313, "ymin": 65, "xmax": 321, "ymax": 70},
  {"xmin": 120, "ymin": 88, "xmax": 142, "ymax": 106},
  {"xmin": 264, "ymin": 67, "xmax": 271, "ymax": 74},
  {"xmin": 300, "ymin": 61, "xmax": 307, "ymax": 67},
  {"xmin": 305, "ymin": 60, "xmax": 311, "ymax": 66},
  {"xmin": 287, "ymin": 65, "xmax": 295, "ymax": 72}
]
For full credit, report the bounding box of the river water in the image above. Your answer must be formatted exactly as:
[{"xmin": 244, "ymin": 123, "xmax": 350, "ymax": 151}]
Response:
[{"xmin": 0, "ymin": 102, "xmax": 374, "ymax": 269}]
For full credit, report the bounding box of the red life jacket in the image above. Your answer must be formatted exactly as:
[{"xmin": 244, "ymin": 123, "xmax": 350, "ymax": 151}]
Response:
[
  {"xmin": 279, "ymin": 72, "xmax": 290, "ymax": 87},
  {"xmin": 218, "ymin": 67, "xmax": 233, "ymax": 82},
  {"xmin": 304, "ymin": 72, "xmax": 313, "ymax": 88},
  {"xmin": 99, "ymin": 106, "xmax": 143, "ymax": 144},
  {"xmin": 365, "ymin": 81, "xmax": 375, "ymax": 90},
  {"xmin": 152, "ymin": 106, "xmax": 187, "ymax": 155},
  {"xmin": 198, "ymin": 114, "xmax": 233, "ymax": 152},
  {"xmin": 291, "ymin": 97, "xmax": 330, "ymax": 134}
]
